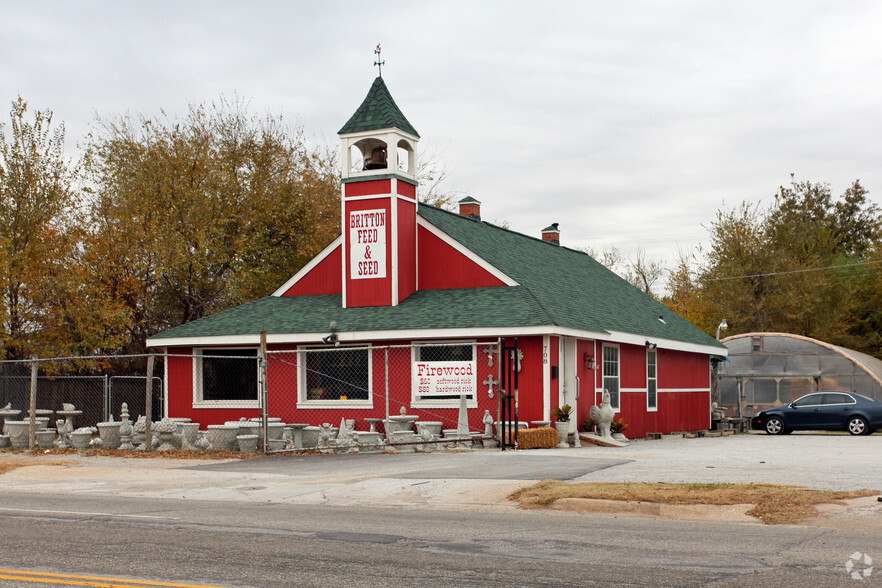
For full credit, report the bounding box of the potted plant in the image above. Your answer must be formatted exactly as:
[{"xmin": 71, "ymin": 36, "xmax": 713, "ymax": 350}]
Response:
[
  {"xmin": 552, "ymin": 405, "xmax": 572, "ymax": 448},
  {"xmin": 580, "ymin": 417, "xmax": 595, "ymax": 433},
  {"xmin": 610, "ymin": 417, "xmax": 629, "ymax": 440},
  {"xmin": 552, "ymin": 404, "xmax": 572, "ymax": 422}
]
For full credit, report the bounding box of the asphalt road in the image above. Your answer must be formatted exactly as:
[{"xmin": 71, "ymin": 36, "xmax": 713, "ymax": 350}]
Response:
[
  {"xmin": 0, "ymin": 491, "xmax": 880, "ymax": 587},
  {"xmin": 1, "ymin": 433, "xmax": 881, "ymax": 586}
]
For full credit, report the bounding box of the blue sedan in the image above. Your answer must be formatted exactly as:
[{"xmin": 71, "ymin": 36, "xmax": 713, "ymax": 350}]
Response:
[{"xmin": 751, "ymin": 391, "xmax": 882, "ymax": 436}]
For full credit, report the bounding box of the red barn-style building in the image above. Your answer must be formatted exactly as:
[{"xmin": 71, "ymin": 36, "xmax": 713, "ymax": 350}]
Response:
[{"xmin": 147, "ymin": 76, "xmax": 727, "ymax": 439}]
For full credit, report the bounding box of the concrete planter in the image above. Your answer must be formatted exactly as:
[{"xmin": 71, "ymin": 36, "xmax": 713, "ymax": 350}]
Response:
[
  {"xmin": 415, "ymin": 421, "xmax": 443, "ymax": 437},
  {"xmin": 5, "ymin": 421, "xmax": 31, "ymax": 449},
  {"xmin": 70, "ymin": 430, "xmax": 93, "ymax": 450},
  {"xmin": 236, "ymin": 434, "xmax": 259, "ymax": 453},
  {"xmin": 97, "ymin": 421, "xmax": 122, "ymax": 450},
  {"xmin": 301, "ymin": 426, "xmax": 320, "ymax": 449},
  {"xmin": 208, "ymin": 425, "xmax": 239, "ymax": 451},
  {"xmin": 35, "ymin": 429, "xmax": 57, "ymax": 448},
  {"xmin": 554, "ymin": 422, "xmax": 570, "ymax": 448}
]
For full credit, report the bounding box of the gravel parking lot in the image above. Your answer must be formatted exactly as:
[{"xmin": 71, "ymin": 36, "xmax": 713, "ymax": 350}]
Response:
[{"xmin": 566, "ymin": 431, "xmax": 882, "ymax": 491}]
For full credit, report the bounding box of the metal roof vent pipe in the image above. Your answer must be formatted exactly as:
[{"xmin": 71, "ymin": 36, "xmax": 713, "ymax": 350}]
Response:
[
  {"xmin": 542, "ymin": 223, "xmax": 560, "ymax": 245},
  {"xmin": 458, "ymin": 196, "xmax": 481, "ymax": 220}
]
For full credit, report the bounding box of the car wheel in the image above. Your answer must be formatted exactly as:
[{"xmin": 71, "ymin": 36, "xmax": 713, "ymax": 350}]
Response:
[
  {"xmin": 847, "ymin": 416, "xmax": 868, "ymax": 436},
  {"xmin": 765, "ymin": 417, "xmax": 785, "ymax": 435}
]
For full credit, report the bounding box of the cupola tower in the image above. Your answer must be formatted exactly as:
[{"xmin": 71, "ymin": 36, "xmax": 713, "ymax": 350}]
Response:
[{"xmin": 338, "ymin": 73, "xmax": 420, "ymax": 308}]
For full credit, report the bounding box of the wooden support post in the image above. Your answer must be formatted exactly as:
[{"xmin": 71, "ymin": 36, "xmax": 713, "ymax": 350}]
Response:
[
  {"xmin": 145, "ymin": 355, "xmax": 154, "ymax": 451},
  {"xmin": 260, "ymin": 330, "xmax": 268, "ymax": 454},
  {"xmin": 29, "ymin": 361, "xmax": 37, "ymax": 450}
]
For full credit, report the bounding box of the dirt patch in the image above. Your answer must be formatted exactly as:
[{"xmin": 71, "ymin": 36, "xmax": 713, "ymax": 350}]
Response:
[
  {"xmin": 1, "ymin": 447, "xmax": 255, "ymax": 460},
  {"xmin": 508, "ymin": 480, "xmax": 879, "ymax": 524},
  {"xmin": 0, "ymin": 458, "xmax": 74, "ymax": 475}
]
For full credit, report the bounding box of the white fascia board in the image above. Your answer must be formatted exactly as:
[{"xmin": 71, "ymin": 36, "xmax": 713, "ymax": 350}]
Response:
[
  {"xmin": 147, "ymin": 325, "xmax": 606, "ymax": 348},
  {"xmin": 606, "ymin": 330, "xmax": 728, "ymax": 357},
  {"xmin": 416, "ymin": 216, "xmax": 519, "ymax": 287},
  {"xmin": 146, "ymin": 325, "xmax": 726, "ymax": 356},
  {"xmin": 271, "ymin": 236, "xmax": 342, "ymax": 297}
]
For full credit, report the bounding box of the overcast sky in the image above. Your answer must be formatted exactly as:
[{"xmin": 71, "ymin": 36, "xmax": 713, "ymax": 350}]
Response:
[{"xmin": 3, "ymin": 1, "xmax": 881, "ymax": 285}]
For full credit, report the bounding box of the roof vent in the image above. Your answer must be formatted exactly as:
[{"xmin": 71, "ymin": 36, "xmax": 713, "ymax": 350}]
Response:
[
  {"xmin": 542, "ymin": 223, "xmax": 560, "ymax": 245},
  {"xmin": 458, "ymin": 196, "xmax": 481, "ymax": 220}
]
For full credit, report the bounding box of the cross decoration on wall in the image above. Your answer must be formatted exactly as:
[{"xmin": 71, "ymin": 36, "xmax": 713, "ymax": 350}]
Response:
[
  {"xmin": 511, "ymin": 349, "xmax": 524, "ymax": 372},
  {"xmin": 483, "ymin": 375, "xmax": 498, "ymax": 399},
  {"xmin": 483, "ymin": 346, "xmax": 499, "ymax": 367}
]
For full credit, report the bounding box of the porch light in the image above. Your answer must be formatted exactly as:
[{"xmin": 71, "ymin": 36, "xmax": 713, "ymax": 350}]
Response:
[
  {"xmin": 645, "ymin": 341, "xmax": 658, "ymax": 350},
  {"xmin": 583, "ymin": 352, "xmax": 596, "ymax": 370}
]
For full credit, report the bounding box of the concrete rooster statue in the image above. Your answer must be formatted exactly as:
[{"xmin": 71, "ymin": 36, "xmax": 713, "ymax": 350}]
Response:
[{"xmin": 590, "ymin": 390, "xmax": 616, "ymax": 439}]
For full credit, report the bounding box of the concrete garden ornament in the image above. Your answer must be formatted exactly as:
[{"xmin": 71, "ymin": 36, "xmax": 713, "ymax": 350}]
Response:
[{"xmin": 590, "ymin": 390, "xmax": 616, "ymax": 439}]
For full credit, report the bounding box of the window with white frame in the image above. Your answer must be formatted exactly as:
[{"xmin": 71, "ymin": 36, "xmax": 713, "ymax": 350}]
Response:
[
  {"xmin": 413, "ymin": 342, "xmax": 476, "ymax": 403},
  {"xmin": 602, "ymin": 345, "xmax": 620, "ymax": 410},
  {"xmin": 195, "ymin": 348, "xmax": 258, "ymax": 405},
  {"xmin": 647, "ymin": 349, "xmax": 658, "ymax": 411},
  {"xmin": 300, "ymin": 346, "xmax": 371, "ymax": 402}
]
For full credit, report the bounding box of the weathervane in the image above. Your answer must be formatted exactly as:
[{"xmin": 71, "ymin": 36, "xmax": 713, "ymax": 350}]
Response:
[{"xmin": 374, "ymin": 43, "xmax": 385, "ymax": 77}]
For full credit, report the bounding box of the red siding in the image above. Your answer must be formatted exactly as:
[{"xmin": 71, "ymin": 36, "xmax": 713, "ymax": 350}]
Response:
[
  {"xmin": 619, "ymin": 390, "xmax": 710, "ymax": 438},
  {"xmin": 397, "ymin": 199, "xmax": 417, "ymax": 302},
  {"xmin": 658, "ymin": 349, "xmax": 710, "ymax": 389},
  {"xmin": 510, "ymin": 336, "xmax": 545, "ymax": 423},
  {"xmin": 417, "ymin": 225, "xmax": 507, "ymax": 290},
  {"xmin": 575, "ymin": 339, "xmax": 596, "ymax": 427},
  {"xmin": 345, "ymin": 179, "xmax": 391, "ymax": 197},
  {"xmin": 282, "ymin": 246, "xmax": 342, "ymax": 296},
  {"xmin": 397, "ymin": 180, "xmax": 416, "ymax": 199},
  {"xmin": 620, "ymin": 343, "xmax": 648, "ymax": 388}
]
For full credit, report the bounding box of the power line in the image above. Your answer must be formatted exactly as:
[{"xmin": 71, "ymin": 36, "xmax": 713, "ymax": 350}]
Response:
[{"xmin": 705, "ymin": 259, "xmax": 882, "ymax": 282}]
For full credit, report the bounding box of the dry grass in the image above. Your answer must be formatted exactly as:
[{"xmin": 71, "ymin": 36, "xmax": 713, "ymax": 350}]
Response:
[{"xmin": 508, "ymin": 480, "xmax": 878, "ymax": 524}]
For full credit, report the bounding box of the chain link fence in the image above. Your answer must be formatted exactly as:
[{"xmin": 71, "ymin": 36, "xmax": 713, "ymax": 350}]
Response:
[{"xmin": 1, "ymin": 342, "xmax": 510, "ymax": 453}]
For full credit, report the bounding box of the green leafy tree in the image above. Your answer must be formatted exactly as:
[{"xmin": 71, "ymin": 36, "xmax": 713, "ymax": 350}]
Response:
[
  {"xmin": 0, "ymin": 97, "xmax": 127, "ymax": 359},
  {"xmin": 85, "ymin": 98, "xmax": 340, "ymax": 353},
  {"xmin": 685, "ymin": 177, "xmax": 881, "ymax": 354}
]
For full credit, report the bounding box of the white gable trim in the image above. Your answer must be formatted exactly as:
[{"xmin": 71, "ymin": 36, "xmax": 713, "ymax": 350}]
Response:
[
  {"xmin": 416, "ymin": 216, "xmax": 519, "ymax": 287},
  {"xmin": 271, "ymin": 236, "xmax": 343, "ymax": 297}
]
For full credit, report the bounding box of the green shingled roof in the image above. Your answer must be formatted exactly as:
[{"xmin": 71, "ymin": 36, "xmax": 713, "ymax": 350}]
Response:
[
  {"xmin": 417, "ymin": 205, "xmax": 722, "ymax": 348},
  {"xmin": 151, "ymin": 203, "xmax": 723, "ymax": 350},
  {"xmin": 151, "ymin": 287, "xmax": 549, "ymax": 339},
  {"xmin": 338, "ymin": 77, "xmax": 420, "ymax": 137}
]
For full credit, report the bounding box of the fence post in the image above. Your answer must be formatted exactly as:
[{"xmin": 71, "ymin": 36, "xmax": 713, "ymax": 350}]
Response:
[
  {"xmin": 384, "ymin": 347, "xmax": 390, "ymax": 442},
  {"xmin": 28, "ymin": 360, "xmax": 37, "ymax": 450},
  {"xmin": 145, "ymin": 355, "xmax": 154, "ymax": 451},
  {"xmin": 260, "ymin": 330, "xmax": 268, "ymax": 454},
  {"xmin": 104, "ymin": 374, "xmax": 110, "ymax": 422}
]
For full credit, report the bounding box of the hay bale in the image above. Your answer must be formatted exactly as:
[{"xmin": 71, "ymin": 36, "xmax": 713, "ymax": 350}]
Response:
[{"xmin": 505, "ymin": 427, "xmax": 559, "ymax": 449}]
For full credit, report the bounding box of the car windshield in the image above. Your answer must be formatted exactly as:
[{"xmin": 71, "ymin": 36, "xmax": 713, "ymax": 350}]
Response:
[{"xmin": 851, "ymin": 393, "xmax": 875, "ymax": 403}]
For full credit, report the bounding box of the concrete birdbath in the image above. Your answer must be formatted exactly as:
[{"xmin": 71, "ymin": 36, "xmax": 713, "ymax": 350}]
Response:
[
  {"xmin": 287, "ymin": 424, "xmax": 309, "ymax": 449},
  {"xmin": 56, "ymin": 404, "xmax": 83, "ymax": 448},
  {"xmin": 385, "ymin": 415, "xmax": 419, "ymax": 434}
]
